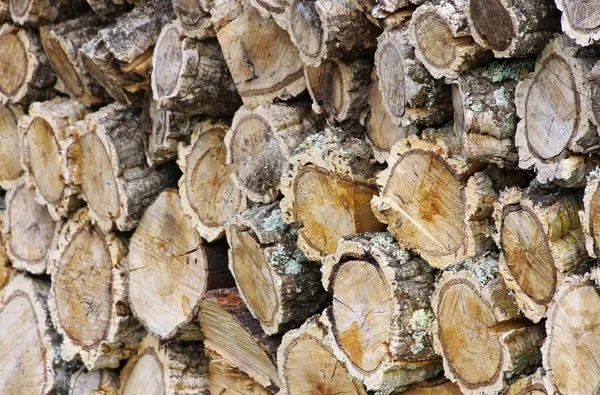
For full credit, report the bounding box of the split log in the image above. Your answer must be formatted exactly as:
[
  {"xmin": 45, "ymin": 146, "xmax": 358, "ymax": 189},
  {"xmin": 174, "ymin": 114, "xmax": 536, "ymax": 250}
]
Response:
[
  {"xmin": 250, "ymin": 0, "xmax": 289, "ymax": 30},
  {"xmin": 396, "ymin": 377, "xmax": 463, "ymax": 395},
  {"xmin": 494, "ymin": 185, "xmax": 588, "ymax": 323},
  {"xmin": 119, "ymin": 335, "xmax": 210, "ymax": 395},
  {"xmin": 9, "ymin": 0, "xmax": 88, "ymax": 26},
  {"xmin": 321, "ymin": 233, "xmax": 442, "ymax": 393},
  {"xmin": 285, "ymin": 0, "xmax": 380, "ymax": 67},
  {"xmin": 217, "ymin": 4, "xmax": 305, "ymax": 106},
  {"xmin": 506, "ymin": 369, "xmax": 547, "ymax": 395},
  {"xmin": 199, "ymin": 288, "xmax": 281, "ymax": 392},
  {"xmin": 555, "ymin": 0, "xmax": 600, "ymax": 46},
  {"xmin": 208, "ymin": 350, "xmax": 273, "ymax": 395},
  {"xmin": 0, "ymin": 24, "xmax": 56, "ymax": 105},
  {"xmin": 465, "ymin": 0, "xmax": 559, "ymax": 58},
  {"xmin": 227, "ymin": 202, "xmax": 327, "ymax": 335},
  {"xmin": 39, "ymin": 13, "xmax": 111, "ymax": 106},
  {"xmin": 408, "ymin": 1, "xmax": 492, "ymax": 80},
  {"xmin": 172, "ymin": 0, "xmax": 215, "ymax": 39},
  {"xmin": 152, "ymin": 22, "xmax": 241, "ymax": 115},
  {"xmin": 226, "ymin": 103, "xmax": 321, "ymax": 204},
  {"xmin": 277, "ymin": 313, "xmax": 367, "ymax": 395},
  {"xmin": 65, "ymin": 103, "xmax": 178, "ymax": 232},
  {"xmin": 19, "ymin": 97, "xmax": 86, "ymax": 220},
  {"xmin": 281, "ymin": 127, "xmax": 385, "ymax": 261},
  {"xmin": 515, "ymin": 35, "xmax": 600, "ymax": 187},
  {"xmin": 70, "ymin": 368, "xmax": 119, "ymax": 395},
  {"xmin": 128, "ymin": 189, "xmax": 233, "ymax": 341},
  {"xmin": 2, "ymin": 179, "xmax": 60, "ymax": 274},
  {"xmin": 304, "ymin": 57, "xmax": 371, "ymax": 123},
  {"xmin": 0, "ymin": 103, "xmax": 24, "ymax": 189},
  {"xmin": 432, "ymin": 254, "xmax": 543, "ymax": 395},
  {"xmin": 178, "ymin": 119, "xmax": 246, "ymax": 242}
]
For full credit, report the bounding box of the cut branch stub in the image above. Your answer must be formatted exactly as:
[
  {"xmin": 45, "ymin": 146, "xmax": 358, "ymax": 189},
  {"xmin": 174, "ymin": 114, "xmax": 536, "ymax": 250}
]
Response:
[
  {"xmin": 554, "ymin": 0, "xmax": 600, "ymax": 46},
  {"xmin": 0, "ymin": 24, "xmax": 56, "ymax": 105},
  {"xmin": 321, "ymin": 233, "xmax": 442, "ymax": 393},
  {"xmin": 66, "ymin": 103, "xmax": 179, "ymax": 232},
  {"xmin": 432, "ymin": 255, "xmax": 544, "ymax": 395},
  {"xmin": 227, "ymin": 202, "xmax": 328, "ymax": 335},
  {"xmin": 494, "ymin": 185, "xmax": 589, "ymax": 323},
  {"xmin": 0, "ymin": 103, "xmax": 24, "ymax": 189},
  {"xmin": 208, "ymin": 350, "xmax": 273, "ymax": 395},
  {"xmin": 128, "ymin": 189, "xmax": 233, "ymax": 341},
  {"xmin": 152, "ymin": 22, "xmax": 241, "ymax": 115},
  {"xmin": 466, "ymin": 0, "xmax": 559, "ymax": 58},
  {"xmin": 2, "ymin": 179, "xmax": 60, "ymax": 274},
  {"xmin": 281, "ymin": 127, "xmax": 385, "ymax": 261},
  {"xmin": 9, "ymin": 0, "xmax": 88, "ymax": 26},
  {"xmin": 217, "ymin": 3, "xmax": 305, "ymax": 106},
  {"xmin": 172, "ymin": 0, "xmax": 214, "ymax": 38},
  {"xmin": 371, "ymin": 130, "xmax": 495, "ymax": 269},
  {"xmin": 226, "ymin": 103, "xmax": 321, "ymax": 204},
  {"xmin": 70, "ymin": 368, "xmax": 119, "ymax": 395},
  {"xmin": 515, "ymin": 35, "xmax": 600, "ymax": 187},
  {"xmin": 19, "ymin": 97, "xmax": 86, "ymax": 220},
  {"xmin": 408, "ymin": 1, "xmax": 492, "ymax": 80},
  {"xmin": 119, "ymin": 335, "xmax": 210, "ymax": 395},
  {"xmin": 286, "ymin": 0, "xmax": 380, "ymax": 67},
  {"xmin": 199, "ymin": 288, "xmax": 282, "ymax": 392},
  {"xmin": 277, "ymin": 313, "xmax": 367, "ymax": 395},
  {"xmin": 178, "ymin": 120, "xmax": 246, "ymax": 242},
  {"xmin": 506, "ymin": 369, "xmax": 548, "ymax": 395}
]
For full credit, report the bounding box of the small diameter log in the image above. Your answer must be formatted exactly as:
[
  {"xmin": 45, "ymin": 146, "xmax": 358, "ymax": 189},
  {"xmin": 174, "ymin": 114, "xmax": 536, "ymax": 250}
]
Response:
[
  {"xmin": 515, "ymin": 35, "xmax": 600, "ymax": 187},
  {"xmin": 432, "ymin": 255, "xmax": 543, "ymax": 395},
  {"xmin": 9, "ymin": 0, "xmax": 88, "ymax": 26},
  {"xmin": 304, "ymin": 57, "xmax": 371, "ymax": 123},
  {"xmin": 0, "ymin": 103, "xmax": 24, "ymax": 189},
  {"xmin": 408, "ymin": 1, "xmax": 492, "ymax": 80},
  {"xmin": 119, "ymin": 335, "xmax": 210, "ymax": 395},
  {"xmin": 286, "ymin": 0, "xmax": 380, "ymax": 67},
  {"xmin": 66, "ymin": 103, "xmax": 178, "ymax": 232},
  {"xmin": 506, "ymin": 369, "xmax": 547, "ymax": 395},
  {"xmin": 172, "ymin": 0, "xmax": 214, "ymax": 39},
  {"xmin": 371, "ymin": 130, "xmax": 495, "ymax": 269},
  {"xmin": 321, "ymin": 233, "xmax": 442, "ymax": 393},
  {"xmin": 277, "ymin": 313, "xmax": 367, "ymax": 395},
  {"xmin": 40, "ymin": 13, "xmax": 111, "ymax": 106},
  {"xmin": 555, "ymin": 0, "xmax": 600, "ymax": 46},
  {"xmin": 70, "ymin": 368, "xmax": 119, "ymax": 395},
  {"xmin": 227, "ymin": 202, "xmax": 327, "ymax": 335},
  {"xmin": 217, "ymin": 4, "xmax": 305, "ymax": 106},
  {"xmin": 128, "ymin": 189, "xmax": 233, "ymax": 341},
  {"xmin": 494, "ymin": 185, "xmax": 588, "ymax": 323},
  {"xmin": 152, "ymin": 23, "xmax": 241, "ymax": 115},
  {"xmin": 465, "ymin": 0, "xmax": 559, "ymax": 58},
  {"xmin": 199, "ymin": 288, "xmax": 281, "ymax": 392},
  {"xmin": 226, "ymin": 103, "xmax": 321, "ymax": 204},
  {"xmin": 0, "ymin": 25, "xmax": 56, "ymax": 105},
  {"xmin": 208, "ymin": 350, "xmax": 273, "ymax": 395},
  {"xmin": 281, "ymin": 127, "xmax": 385, "ymax": 261},
  {"xmin": 2, "ymin": 179, "xmax": 60, "ymax": 274},
  {"xmin": 19, "ymin": 97, "xmax": 86, "ymax": 220},
  {"xmin": 178, "ymin": 120, "xmax": 246, "ymax": 242},
  {"xmin": 395, "ymin": 377, "xmax": 463, "ymax": 395}
]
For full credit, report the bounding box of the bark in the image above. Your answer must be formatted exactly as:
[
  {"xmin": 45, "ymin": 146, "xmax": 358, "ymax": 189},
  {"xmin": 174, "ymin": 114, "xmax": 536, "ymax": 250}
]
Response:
[
  {"xmin": 249, "ymin": 0, "xmax": 289, "ymax": 30},
  {"xmin": 0, "ymin": 231, "xmax": 11, "ymax": 292},
  {"xmin": 70, "ymin": 368, "xmax": 119, "ymax": 395},
  {"xmin": 506, "ymin": 369, "xmax": 547, "ymax": 395},
  {"xmin": 9, "ymin": 0, "xmax": 88, "ymax": 26},
  {"xmin": 580, "ymin": 169, "xmax": 600, "ymax": 259},
  {"xmin": 207, "ymin": 350, "xmax": 274, "ymax": 395},
  {"xmin": 84, "ymin": 0, "xmax": 132, "ymax": 17},
  {"xmin": 172, "ymin": 0, "xmax": 215, "ymax": 39},
  {"xmin": 555, "ymin": 0, "xmax": 600, "ymax": 46},
  {"xmin": 0, "ymin": 0, "xmax": 9, "ymax": 21},
  {"xmin": 0, "ymin": 103, "xmax": 24, "ymax": 189},
  {"xmin": 395, "ymin": 377, "xmax": 463, "ymax": 394},
  {"xmin": 203, "ymin": 0, "xmax": 243, "ymax": 32}
]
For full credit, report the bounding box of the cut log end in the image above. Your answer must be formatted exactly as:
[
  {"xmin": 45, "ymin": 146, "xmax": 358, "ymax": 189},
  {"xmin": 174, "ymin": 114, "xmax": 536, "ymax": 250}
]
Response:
[
  {"xmin": 468, "ymin": 0, "xmax": 515, "ymax": 52},
  {"xmin": 0, "ymin": 31, "xmax": 28, "ymax": 98},
  {"xmin": 0, "ymin": 104, "xmax": 23, "ymax": 188},
  {"xmin": 555, "ymin": 0, "xmax": 600, "ymax": 46},
  {"xmin": 288, "ymin": 0, "xmax": 324, "ymax": 60}
]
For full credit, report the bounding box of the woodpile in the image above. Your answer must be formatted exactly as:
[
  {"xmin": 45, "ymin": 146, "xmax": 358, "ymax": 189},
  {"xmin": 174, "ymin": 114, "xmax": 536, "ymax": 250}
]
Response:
[{"xmin": 2, "ymin": 0, "xmax": 600, "ymax": 394}]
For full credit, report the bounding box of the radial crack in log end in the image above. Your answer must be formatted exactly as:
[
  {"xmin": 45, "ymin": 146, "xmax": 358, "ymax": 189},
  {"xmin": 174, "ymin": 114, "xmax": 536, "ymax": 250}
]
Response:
[{"xmin": 554, "ymin": 0, "xmax": 600, "ymax": 46}]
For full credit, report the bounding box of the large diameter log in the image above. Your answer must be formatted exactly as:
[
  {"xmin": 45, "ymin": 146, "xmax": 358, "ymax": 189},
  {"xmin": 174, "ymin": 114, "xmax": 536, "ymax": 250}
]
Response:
[
  {"xmin": 152, "ymin": 23, "xmax": 241, "ymax": 115},
  {"xmin": 515, "ymin": 35, "xmax": 600, "ymax": 187},
  {"xmin": 199, "ymin": 288, "xmax": 281, "ymax": 392},
  {"xmin": 227, "ymin": 202, "xmax": 328, "ymax": 335},
  {"xmin": 555, "ymin": 0, "xmax": 600, "ymax": 46},
  {"xmin": 0, "ymin": 103, "xmax": 24, "ymax": 189},
  {"xmin": 321, "ymin": 233, "xmax": 442, "ymax": 393},
  {"xmin": 172, "ymin": 0, "xmax": 214, "ymax": 38},
  {"xmin": 128, "ymin": 189, "xmax": 233, "ymax": 341},
  {"xmin": 506, "ymin": 369, "xmax": 547, "ymax": 395},
  {"xmin": 494, "ymin": 185, "xmax": 588, "ymax": 323},
  {"xmin": 119, "ymin": 335, "xmax": 210, "ymax": 395},
  {"xmin": 0, "ymin": 24, "xmax": 56, "ymax": 105},
  {"xmin": 465, "ymin": 0, "xmax": 559, "ymax": 58},
  {"xmin": 217, "ymin": 3, "xmax": 305, "ymax": 106},
  {"xmin": 432, "ymin": 255, "xmax": 543, "ymax": 394},
  {"xmin": 226, "ymin": 103, "xmax": 321, "ymax": 204},
  {"xmin": 208, "ymin": 350, "xmax": 273, "ymax": 395},
  {"xmin": 70, "ymin": 368, "xmax": 119, "ymax": 395},
  {"xmin": 9, "ymin": 0, "xmax": 88, "ymax": 26},
  {"xmin": 286, "ymin": 0, "xmax": 380, "ymax": 67}
]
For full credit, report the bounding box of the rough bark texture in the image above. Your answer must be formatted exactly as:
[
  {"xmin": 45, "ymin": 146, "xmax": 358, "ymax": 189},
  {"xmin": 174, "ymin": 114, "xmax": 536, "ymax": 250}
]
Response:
[
  {"xmin": 554, "ymin": 0, "xmax": 600, "ymax": 46},
  {"xmin": 84, "ymin": 0, "xmax": 133, "ymax": 17},
  {"xmin": 9, "ymin": 0, "xmax": 88, "ymax": 26},
  {"xmin": 250, "ymin": 0, "xmax": 289, "ymax": 30},
  {"xmin": 172, "ymin": 0, "xmax": 215, "ymax": 38},
  {"xmin": 0, "ymin": 103, "xmax": 24, "ymax": 189}
]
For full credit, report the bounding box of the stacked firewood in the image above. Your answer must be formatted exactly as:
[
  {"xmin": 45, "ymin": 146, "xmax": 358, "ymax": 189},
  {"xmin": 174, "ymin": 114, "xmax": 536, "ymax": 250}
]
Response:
[{"xmin": 0, "ymin": 0, "xmax": 599, "ymax": 393}]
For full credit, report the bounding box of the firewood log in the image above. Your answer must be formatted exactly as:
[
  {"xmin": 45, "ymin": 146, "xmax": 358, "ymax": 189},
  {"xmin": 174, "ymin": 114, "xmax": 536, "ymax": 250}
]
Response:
[
  {"xmin": 203, "ymin": 0, "xmax": 243, "ymax": 32},
  {"xmin": 199, "ymin": 288, "xmax": 281, "ymax": 392},
  {"xmin": 0, "ymin": 103, "xmax": 24, "ymax": 189},
  {"xmin": 506, "ymin": 369, "xmax": 547, "ymax": 395},
  {"xmin": 395, "ymin": 377, "xmax": 463, "ymax": 395},
  {"xmin": 432, "ymin": 254, "xmax": 543, "ymax": 395},
  {"xmin": 119, "ymin": 335, "xmax": 210, "ymax": 395},
  {"xmin": 0, "ymin": 0, "xmax": 8, "ymax": 21},
  {"xmin": 70, "ymin": 368, "xmax": 119, "ymax": 395},
  {"xmin": 515, "ymin": 35, "xmax": 600, "ymax": 187},
  {"xmin": 321, "ymin": 232, "xmax": 442, "ymax": 393},
  {"xmin": 249, "ymin": 0, "xmax": 289, "ymax": 30},
  {"xmin": 227, "ymin": 202, "xmax": 328, "ymax": 335},
  {"xmin": 127, "ymin": 189, "xmax": 233, "ymax": 341},
  {"xmin": 371, "ymin": 0, "xmax": 425, "ymax": 17},
  {"xmin": 9, "ymin": 0, "xmax": 88, "ymax": 26},
  {"xmin": 84, "ymin": 0, "xmax": 135, "ymax": 18},
  {"xmin": 580, "ymin": 168, "xmax": 600, "ymax": 259},
  {"xmin": 226, "ymin": 103, "xmax": 321, "ymax": 204},
  {"xmin": 172, "ymin": 0, "xmax": 215, "ymax": 39},
  {"xmin": 281, "ymin": 126, "xmax": 385, "ymax": 261},
  {"xmin": 554, "ymin": 0, "xmax": 600, "ymax": 46},
  {"xmin": 207, "ymin": 350, "xmax": 273, "ymax": 395},
  {"xmin": 178, "ymin": 119, "xmax": 247, "ymax": 242},
  {"xmin": 0, "ymin": 231, "xmax": 10, "ymax": 292}
]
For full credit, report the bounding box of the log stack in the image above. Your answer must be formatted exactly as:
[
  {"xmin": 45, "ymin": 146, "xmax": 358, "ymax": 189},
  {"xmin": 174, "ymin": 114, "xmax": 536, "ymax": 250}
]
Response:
[{"xmin": 1, "ymin": 0, "xmax": 600, "ymax": 394}]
